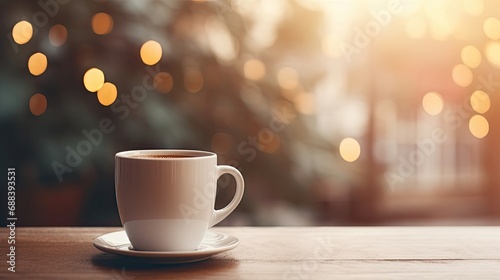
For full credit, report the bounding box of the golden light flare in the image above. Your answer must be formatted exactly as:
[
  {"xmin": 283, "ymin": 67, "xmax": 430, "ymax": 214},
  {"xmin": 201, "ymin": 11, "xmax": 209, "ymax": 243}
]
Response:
[
  {"xmin": 92, "ymin": 12, "xmax": 113, "ymax": 35},
  {"xmin": 29, "ymin": 93, "xmax": 47, "ymax": 116},
  {"xmin": 485, "ymin": 41, "xmax": 500, "ymax": 68},
  {"xmin": 184, "ymin": 69, "xmax": 204, "ymax": 93},
  {"xmin": 470, "ymin": 90, "xmax": 490, "ymax": 114},
  {"xmin": 140, "ymin": 40, "xmax": 162, "ymax": 66},
  {"xmin": 451, "ymin": 64, "xmax": 473, "ymax": 87},
  {"xmin": 12, "ymin": 20, "xmax": 33, "ymax": 45},
  {"xmin": 154, "ymin": 72, "xmax": 174, "ymax": 94},
  {"xmin": 460, "ymin": 45, "xmax": 481, "ymax": 68},
  {"xmin": 469, "ymin": 115, "xmax": 489, "ymax": 138},
  {"xmin": 97, "ymin": 82, "xmax": 118, "ymax": 106},
  {"xmin": 49, "ymin": 24, "xmax": 68, "ymax": 47},
  {"xmin": 83, "ymin": 68, "xmax": 105, "ymax": 92},
  {"xmin": 339, "ymin": 137, "xmax": 361, "ymax": 162},
  {"xmin": 422, "ymin": 91, "xmax": 444, "ymax": 116},
  {"xmin": 483, "ymin": 17, "xmax": 500, "ymax": 40},
  {"xmin": 294, "ymin": 92, "xmax": 315, "ymax": 115},
  {"xmin": 277, "ymin": 67, "xmax": 299, "ymax": 90},
  {"xmin": 28, "ymin": 52, "xmax": 48, "ymax": 76},
  {"xmin": 243, "ymin": 58, "xmax": 266, "ymax": 81}
]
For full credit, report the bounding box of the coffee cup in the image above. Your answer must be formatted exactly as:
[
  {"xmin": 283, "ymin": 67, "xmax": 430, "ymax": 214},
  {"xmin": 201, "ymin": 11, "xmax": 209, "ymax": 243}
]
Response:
[{"xmin": 115, "ymin": 149, "xmax": 244, "ymax": 251}]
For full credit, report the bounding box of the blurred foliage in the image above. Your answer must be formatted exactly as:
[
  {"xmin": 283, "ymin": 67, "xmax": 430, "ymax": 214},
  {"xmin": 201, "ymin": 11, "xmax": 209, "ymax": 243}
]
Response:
[{"xmin": 0, "ymin": 0, "xmax": 345, "ymax": 226}]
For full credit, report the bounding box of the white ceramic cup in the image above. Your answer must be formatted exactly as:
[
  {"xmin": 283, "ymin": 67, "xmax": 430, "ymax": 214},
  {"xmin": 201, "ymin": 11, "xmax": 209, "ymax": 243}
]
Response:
[{"xmin": 115, "ymin": 149, "xmax": 244, "ymax": 251}]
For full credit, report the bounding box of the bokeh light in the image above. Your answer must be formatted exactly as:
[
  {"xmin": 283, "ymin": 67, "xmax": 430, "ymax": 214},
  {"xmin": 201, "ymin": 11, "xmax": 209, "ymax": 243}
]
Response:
[
  {"xmin": 485, "ymin": 41, "xmax": 500, "ymax": 68},
  {"xmin": 28, "ymin": 52, "xmax": 48, "ymax": 76},
  {"xmin": 281, "ymin": 88, "xmax": 298, "ymax": 101},
  {"xmin": 483, "ymin": 17, "xmax": 500, "ymax": 40},
  {"xmin": 469, "ymin": 115, "xmax": 489, "ymax": 138},
  {"xmin": 470, "ymin": 90, "xmax": 490, "ymax": 114},
  {"xmin": 12, "ymin": 20, "xmax": 33, "ymax": 45},
  {"xmin": 83, "ymin": 68, "xmax": 105, "ymax": 92},
  {"xmin": 422, "ymin": 91, "xmax": 444, "ymax": 116},
  {"xmin": 425, "ymin": 1, "xmax": 454, "ymax": 41},
  {"xmin": 277, "ymin": 67, "xmax": 299, "ymax": 90},
  {"xmin": 322, "ymin": 35, "xmax": 343, "ymax": 58},
  {"xmin": 243, "ymin": 58, "xmax": 266, "ymax": 81},
  {"xmin": 259, "ymin": 132, "xmax": 280, "ymax": 154},
  {"xmin": 463, "ymin": 0, "xmax": 484, "ymax": 16},
  {"xmin": 184, "ymin": 69, "xmax": 204, "ymax": 93},
  {"xmin": 97, "ymin": 82, "xmax": 118, "ymax": 106},
  {"xmin": 451, "ymin": 64, "xmax": 473, "ymax": 87},
  {"xmin": 154, "ymin": 72, "xmax": 173, "ymax": 94},
  {"xmin": 49, "ymin": 24, "xmax": 68, "ymax": 47},
  {"xmin": 92, "ymin": 12, "xmax": 113, "ymax": 35},
  {"xmin": 29, "ymin": 93, "xmax": 47, "ymax": 116},
  {"xmin": 405, "ymin": 17, "xmax": 427, "ymax": 39},
  {"xmin": 461, "ymin": 45, "xmax": 481, "ymax": 68},
  {"xmin": 339, "ymin": 137, "xmax": 361, "ymax": 162},
  {"xmin": 294, "ymin": 92, "xmax": 315, "ymax": 115},
  {"xmin": 140, "ymin": 40, "xmax": 162, "ymax": 66}
]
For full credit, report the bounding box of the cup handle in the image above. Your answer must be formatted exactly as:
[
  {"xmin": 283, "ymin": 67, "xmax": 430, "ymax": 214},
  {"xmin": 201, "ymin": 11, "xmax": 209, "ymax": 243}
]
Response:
[{"xmin": 210, "ymin": 165, "xmax": 245, "ymax": 227}]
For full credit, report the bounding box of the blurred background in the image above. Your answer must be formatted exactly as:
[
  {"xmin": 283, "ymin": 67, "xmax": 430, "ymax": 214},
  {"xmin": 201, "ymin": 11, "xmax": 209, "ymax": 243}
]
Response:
[{"xmin": 2, "ymin": 0, "xmax": 500, "ymax": 226}]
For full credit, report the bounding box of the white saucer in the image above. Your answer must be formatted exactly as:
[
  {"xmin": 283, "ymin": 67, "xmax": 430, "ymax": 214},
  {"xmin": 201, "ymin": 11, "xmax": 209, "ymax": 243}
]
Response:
[{"xmin": 93, "ymin": 230, "xmax": 239, "ymax": 264}]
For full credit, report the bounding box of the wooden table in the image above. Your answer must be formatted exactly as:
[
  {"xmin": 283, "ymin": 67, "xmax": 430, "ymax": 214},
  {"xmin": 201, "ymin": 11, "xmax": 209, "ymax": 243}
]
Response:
[{"xmin": 2, "ymin": 227, "xmax": 500, "ymax": 279}]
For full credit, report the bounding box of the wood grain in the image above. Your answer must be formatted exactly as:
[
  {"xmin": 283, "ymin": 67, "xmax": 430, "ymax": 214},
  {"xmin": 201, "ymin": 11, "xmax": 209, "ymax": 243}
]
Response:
[{"xmin": 1, "ymin": 227, "xmax": 500, "ymax": 279}]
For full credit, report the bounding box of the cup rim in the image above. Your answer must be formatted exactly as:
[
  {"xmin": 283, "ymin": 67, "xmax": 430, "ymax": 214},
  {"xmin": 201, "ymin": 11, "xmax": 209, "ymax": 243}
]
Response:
[{"xmin": 115, "ymin": 149, "xmax": 216, "ymax": 160}]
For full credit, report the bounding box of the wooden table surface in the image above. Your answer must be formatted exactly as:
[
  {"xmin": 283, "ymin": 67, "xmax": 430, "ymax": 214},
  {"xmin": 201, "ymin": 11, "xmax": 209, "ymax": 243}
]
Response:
[{"xmin": 2, "ymin": 227, "xmax": 500, "ymax": 279}]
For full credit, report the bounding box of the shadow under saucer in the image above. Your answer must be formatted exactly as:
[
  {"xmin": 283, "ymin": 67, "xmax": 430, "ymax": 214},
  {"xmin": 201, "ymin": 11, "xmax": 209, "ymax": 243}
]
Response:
[{"xmin": 91, "ymin": 252, "xmax": 240, "ymax": 277}]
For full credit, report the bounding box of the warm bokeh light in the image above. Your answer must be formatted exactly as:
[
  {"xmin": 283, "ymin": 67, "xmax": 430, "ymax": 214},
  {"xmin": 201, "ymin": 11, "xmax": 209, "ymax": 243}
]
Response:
[
  {"xmin": 470, "ymin": 90, "xmax": 490, "ymax": 114},
  {"xmin": 10, "ymin": 0, "xmax": 500, "ymax": 229},
  {"xmin": 483, "ymin": 17, "xmax": 500, "ymax": 40},
  {"xmin": 339, "ymin": 137, "xmax": 361, "ymax": 162},
  {"xmin": 92, "ymin": 12, "xmax": 113, "ymax": 35},
  {"xmin": 29, "ymin": 93, "xmax": 47, "ymax": 116},
  {"xmin": 97, "ymin": 82, "xmax": 118, "ymax": 106},
  {"xmin": 211, "ymin": 132, "xmax": 234, "ymax": 154},
  {"xmin": 83, "ymin": 68, "xmax": 105, "ymax": 92},
  {"xmin": 205, "ymin": 17, "xmax": 237, "ymax": 62},
  {"xmin": 451, "ymin": 64, "xmax": 473, "ymax": 87},
  {"xmin": 461, "ymin": 45, "xmax": 481, "ymax": 68},
  {"xmin": 154, "ymin": 72, "xmax": 174, "ymax": 94},
  {"xmin": 405, "ymin": 17, "xmax": 426, "ymax": 39},
  {"xmin": 469, "ymin": 115, "xmax": 489, "ymax": 138},
  {"xmin": 28, "ymin": 53, "xmax": 48, "ymax": 76},
  {"xmin": 259, "ymin": 132, "xmax": 280, "ymax": 154},
  {"xmin": 49, "ymin": 24, "xmax": 68, "ymax": 47},
  {"xmin": 425, "ymin": 2, "xmax": 454, "ymax": 41},
  {"xmin": 277, "ymin": 67, "xmax": 299, "ymax": 90},
  {"xmin": 140, "ymin": 40, "xmax": 162, "ymax": 66},
  {"xmin": 422, "ymin": 91, "xmax": 444, "ymax": 116},
  {"xmin": 281, "ymin": 88, "xmax": 298, "ymax": 101},
  {"xmin": 485, "ymin": 41, "xmax": 500, "ymax": 68},
  {"xmin": 294, "ymin": 92, "xmax": 315, "ymax": 115},
  {"xmin": 463, "ymin": 0, "xmax": 484, "ymax": 16},
  {"xmin": 12, "ymin": 20, "xmax": 33, "ymax": 45},
  {"xmin": 322, "ymin": 35, "xmax": 343, "ymax": 58},
  {"xmin": 243, "ymin": 58, "xmax": 266, "ymax": 81},
  {"xmin": 184, "ymin": 69, "xmax": 204, "ymax": 93}
]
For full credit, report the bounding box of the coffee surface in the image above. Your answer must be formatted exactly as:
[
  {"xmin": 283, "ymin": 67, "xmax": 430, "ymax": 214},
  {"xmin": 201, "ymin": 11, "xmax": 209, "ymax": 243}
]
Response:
[{"xmin": 131, "ymin": 154, "xmax": 195, "ymax": 159}]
